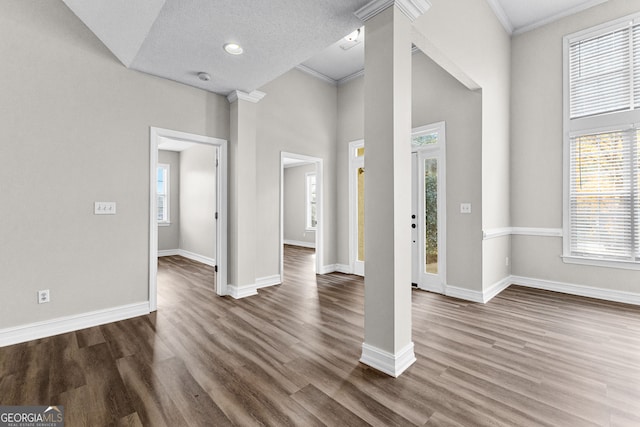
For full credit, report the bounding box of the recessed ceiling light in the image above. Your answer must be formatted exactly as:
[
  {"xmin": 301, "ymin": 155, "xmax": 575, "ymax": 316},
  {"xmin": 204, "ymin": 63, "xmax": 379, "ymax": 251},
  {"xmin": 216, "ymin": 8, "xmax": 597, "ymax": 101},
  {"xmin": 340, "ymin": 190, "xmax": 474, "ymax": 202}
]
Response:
[
  {"xmin": 224, "ymin": 43, "xmax": 244, "ymax": 55},
  {"xmin": 345, "ymin": 29, "xmax": 360, "ymax": 42},
  {"xmin": 197, "ymin": 72, "xmax": 211, "ymax": 81}
]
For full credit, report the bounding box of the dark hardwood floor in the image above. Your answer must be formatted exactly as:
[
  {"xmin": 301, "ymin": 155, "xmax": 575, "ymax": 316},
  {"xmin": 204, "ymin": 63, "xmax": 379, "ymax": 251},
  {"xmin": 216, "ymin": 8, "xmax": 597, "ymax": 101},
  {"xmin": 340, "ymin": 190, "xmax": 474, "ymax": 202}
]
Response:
[{"xmin": 1, "ymin": 245, "xmax": 640, "ymax": 426}]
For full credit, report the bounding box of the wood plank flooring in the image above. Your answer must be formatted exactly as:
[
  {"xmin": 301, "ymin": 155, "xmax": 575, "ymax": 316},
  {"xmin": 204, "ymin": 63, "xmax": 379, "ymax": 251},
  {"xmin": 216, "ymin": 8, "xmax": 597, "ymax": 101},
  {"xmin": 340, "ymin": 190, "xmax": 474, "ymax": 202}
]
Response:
[{"xmin": 1, "ymin": 245, "xmax": 640, "ymax": 426}]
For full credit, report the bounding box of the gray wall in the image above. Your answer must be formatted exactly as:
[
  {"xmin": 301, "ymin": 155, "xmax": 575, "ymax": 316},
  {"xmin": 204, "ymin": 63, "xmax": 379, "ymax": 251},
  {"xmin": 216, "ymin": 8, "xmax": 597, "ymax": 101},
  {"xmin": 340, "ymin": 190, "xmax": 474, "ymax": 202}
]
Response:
[
  {"xmin": 158, "ymin": 150, "xmax": 180, "ymax": 251},
  {"xmin": 336, "ymin": 52, "xmax": 483, "ymax": 291},
  {"xmin": 255, "ymin": 68, "xmax": 338, "ymax": 279},
  {"xmin": 179, "ymin": 144, "xmax": 217, "ymax": 259},
  {"xmin": 510, "ymin": 0, "xmax": 640, "ymax": 293},
  {"xmin": 0, "ymin": 0, "xmax": 229, "ymax": 329},
  {"xmin": 283, "ymin": 164, "xmax": 316, "ymax": 246}
]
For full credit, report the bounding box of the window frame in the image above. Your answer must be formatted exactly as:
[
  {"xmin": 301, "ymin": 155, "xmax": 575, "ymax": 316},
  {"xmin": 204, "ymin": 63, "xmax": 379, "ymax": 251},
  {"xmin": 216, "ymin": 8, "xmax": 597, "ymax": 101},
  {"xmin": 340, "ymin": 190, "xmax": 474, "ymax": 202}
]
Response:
[
  {"xmin": 157, "ymin": 163, "xmax": 170, "ymax": 225},
  {"xmin": 305, "ymin": 171, "xmax": 317, "ymax": 231},
  {"xmin": 563, "ymin": 12, "xmax": 640, "ymax": 270}
]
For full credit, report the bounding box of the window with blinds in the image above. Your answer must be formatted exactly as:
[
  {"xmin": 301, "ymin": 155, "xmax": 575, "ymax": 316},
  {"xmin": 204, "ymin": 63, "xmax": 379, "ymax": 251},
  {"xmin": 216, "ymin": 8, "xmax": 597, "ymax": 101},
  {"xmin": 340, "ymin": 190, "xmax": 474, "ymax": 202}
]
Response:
[
  {"xmin": 157, "ymin": 164, "xmax": 170, "ymax": 223},
  {"xmin": 565, "ymin": 15, "xmax": 640, "ymax": 266}
]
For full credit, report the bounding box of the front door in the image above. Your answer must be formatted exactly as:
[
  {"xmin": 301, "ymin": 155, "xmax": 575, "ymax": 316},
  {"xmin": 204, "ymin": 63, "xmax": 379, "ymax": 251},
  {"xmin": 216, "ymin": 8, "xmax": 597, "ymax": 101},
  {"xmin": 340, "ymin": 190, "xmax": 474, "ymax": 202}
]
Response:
[{"xmin": 411, "ymin": 122, "xmax": 446, "ymax": 293}]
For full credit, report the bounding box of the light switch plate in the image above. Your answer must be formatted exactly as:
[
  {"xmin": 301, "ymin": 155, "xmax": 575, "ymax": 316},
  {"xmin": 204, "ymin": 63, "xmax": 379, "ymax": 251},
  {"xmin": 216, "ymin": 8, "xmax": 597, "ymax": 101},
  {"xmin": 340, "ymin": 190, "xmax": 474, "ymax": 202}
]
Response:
[
  {"xmin": 95, "ymin": 202, "xmax": 116, "ymax": 215},
  {"xmin": 460, "ymin": 203, "xmax": 472, "ymax": 214}
]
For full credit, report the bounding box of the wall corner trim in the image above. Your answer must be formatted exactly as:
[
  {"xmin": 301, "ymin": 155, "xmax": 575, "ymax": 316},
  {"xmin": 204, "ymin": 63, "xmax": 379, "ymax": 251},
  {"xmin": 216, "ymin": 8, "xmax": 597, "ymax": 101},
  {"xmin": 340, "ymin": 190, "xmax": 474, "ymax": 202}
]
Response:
[
  {"xmin": 0, "ymin": 302, "xmax": 150, "ymax": 347},
  {"xmin": 360, "ymin": 342, "xmax": 416, "ymax": 377},
  {"xmin": 227, "ymin": 284, "xmax": 259, "ymax": 299},
  {"xmin": 227, "ymin": 90, "xmax": 266, "ymax": 104},
  {"xmin": 354, "ymin": 0, "xmax": 431, "ymax": 22}
]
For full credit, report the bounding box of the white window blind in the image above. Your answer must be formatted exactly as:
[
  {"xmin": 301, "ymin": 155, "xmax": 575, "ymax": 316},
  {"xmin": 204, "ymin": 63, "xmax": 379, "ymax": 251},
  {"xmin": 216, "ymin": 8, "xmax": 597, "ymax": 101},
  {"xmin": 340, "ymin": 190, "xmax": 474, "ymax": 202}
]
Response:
[
  {"xmin": 569, "ymin": 27, "xmax": 631, "ymax": 118},
  {"xmin": 157, "ymin": 164, "xmax": 169, "ymax": 223},
  {"xmin": 565, "ymin": 14, "xmax": 640, "ymax": 266},
  {"xmin": 569, "ymin": 130, "xmax": 637, "ymax": 260}
]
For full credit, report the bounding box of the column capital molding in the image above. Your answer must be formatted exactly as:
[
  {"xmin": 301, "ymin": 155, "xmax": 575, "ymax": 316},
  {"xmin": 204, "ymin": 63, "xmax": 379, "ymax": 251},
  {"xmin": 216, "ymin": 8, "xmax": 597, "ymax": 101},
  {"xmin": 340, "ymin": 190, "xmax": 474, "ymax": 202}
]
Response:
[
  {"xmin": 227, "ymin": 90, "xmax": 266, "ymax": 104},
  {"xmin": 354, "ymin": 0, "xmax": 431, "ymax": 23}
]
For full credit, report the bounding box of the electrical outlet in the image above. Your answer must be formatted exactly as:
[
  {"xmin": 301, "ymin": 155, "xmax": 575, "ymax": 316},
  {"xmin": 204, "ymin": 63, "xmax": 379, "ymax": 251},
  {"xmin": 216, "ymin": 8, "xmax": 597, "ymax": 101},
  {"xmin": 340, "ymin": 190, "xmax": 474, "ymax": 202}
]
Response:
[{"xmin": 38, "ymin": 289, "xmax": 50, "ymax": 304}]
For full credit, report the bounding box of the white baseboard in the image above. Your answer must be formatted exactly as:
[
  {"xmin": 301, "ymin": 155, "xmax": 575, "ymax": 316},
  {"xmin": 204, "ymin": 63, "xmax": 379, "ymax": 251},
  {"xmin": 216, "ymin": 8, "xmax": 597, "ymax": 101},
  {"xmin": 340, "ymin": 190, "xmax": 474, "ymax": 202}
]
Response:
[
  {"xmin": 158, "ymin": 249, "xmax": 179, "ymax": 257},
  {"xmin": 443, "ymin": 275, "xmax": 510, "ymax": 304},
  {"xmin": 256, "ymin": 275, "xmax": 282, "ymax": 289},
  {"xmin": 283, "ymin": 239, "xmax": 316, "ymax": 249},
  {"xmin": 482, "ymin": 276, "xmax": 512, "ymax": 303},
  {"xmin": 0, "ymin": 302, "xmax": 150, "ymax": 347},
  {"xmin": 176, "ymin": 249, "xmax": 216, "ymax": 267},
  {"xmin": 511, "ymin": 275, "xmax": 640, "ymax": 306},
  {"xmin": 360, "ymin": 342, "xmax": 416, "ymax": 377},
  {"xmin": 334, "ymin": 264, "xmax": 352, "ymax": 274},
  {"xmin": 445, "ymin": 285, "xmax": 484, "ymax": 303},
  {"xmin": 317, "ymin": 264, "xmax": 336, "ymax": 274},
  {"xmin": 227, "ymin": 284, "xmax": 258, "ymax": 299}
]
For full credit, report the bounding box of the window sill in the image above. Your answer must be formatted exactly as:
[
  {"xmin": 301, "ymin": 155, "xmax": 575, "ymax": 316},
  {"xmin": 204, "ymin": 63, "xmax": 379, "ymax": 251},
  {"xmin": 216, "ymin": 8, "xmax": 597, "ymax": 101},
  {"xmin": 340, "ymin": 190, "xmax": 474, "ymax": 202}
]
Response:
[
  {"xmin": 158, "ymin": 222, "xmax": 172, "ymax": 227},
  {"xmin": 562, "ymin": 255, "xmax": 640, "ymax": 271}
]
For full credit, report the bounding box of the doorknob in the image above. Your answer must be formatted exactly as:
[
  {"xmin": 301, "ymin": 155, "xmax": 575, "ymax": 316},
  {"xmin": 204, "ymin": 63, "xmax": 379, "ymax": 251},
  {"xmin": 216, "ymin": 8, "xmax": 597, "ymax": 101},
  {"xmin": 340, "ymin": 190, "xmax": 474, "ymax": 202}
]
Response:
[{"xmin": 411, "ymin": 224, "xmax": 416, "ymax": 229}]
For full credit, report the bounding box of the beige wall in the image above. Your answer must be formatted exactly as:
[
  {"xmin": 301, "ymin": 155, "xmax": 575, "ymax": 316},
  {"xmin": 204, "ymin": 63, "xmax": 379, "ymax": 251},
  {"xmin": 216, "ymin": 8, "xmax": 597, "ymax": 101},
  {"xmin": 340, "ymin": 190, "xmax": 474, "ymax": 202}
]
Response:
[
  {"xmin": 413, "ymin": 0, "xmax": 512, "ymax": 290},
  {"xmin": 283, "ymin": 164, "xmax": 316, "ymax": 246},
  {"xmin": 158, "ymin": 150, "xmax": 180, "ymax": 251},
  {"xmin": 179, "ymin": 144, "xmax": 217, "ymax": 259},
  {"xmin": 336, "ymin": 52, "xmax": 483, "ymax": 290},
  {"xmin": 510, "ymin": 0, "xmax": 640, "ymax": 292},
  {"xmin": 0, "ymin": 0, "xmax": 229, "ymax": 329},
  {"xmin": 255, "ymin": 68, "xmax": 338, "ymax": 279}
]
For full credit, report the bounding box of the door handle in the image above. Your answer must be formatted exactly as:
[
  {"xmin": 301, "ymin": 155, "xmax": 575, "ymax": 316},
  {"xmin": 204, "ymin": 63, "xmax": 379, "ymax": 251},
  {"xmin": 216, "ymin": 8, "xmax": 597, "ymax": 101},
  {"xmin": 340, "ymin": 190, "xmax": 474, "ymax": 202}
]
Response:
[{"xmin": 411, "ymin": 224, "xmax": 416, "ymax": 229}]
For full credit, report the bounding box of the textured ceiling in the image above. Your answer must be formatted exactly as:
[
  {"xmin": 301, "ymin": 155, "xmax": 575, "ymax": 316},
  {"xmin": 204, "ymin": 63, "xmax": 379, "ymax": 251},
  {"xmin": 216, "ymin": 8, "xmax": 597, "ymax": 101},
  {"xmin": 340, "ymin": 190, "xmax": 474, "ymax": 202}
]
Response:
[
  {"xmin": 63, "ymin": 0, "xmax": 609, "ymax": 93},
  {"xmin": 63, "ymin": 0, "xmax": 369, "ymax": 95}
]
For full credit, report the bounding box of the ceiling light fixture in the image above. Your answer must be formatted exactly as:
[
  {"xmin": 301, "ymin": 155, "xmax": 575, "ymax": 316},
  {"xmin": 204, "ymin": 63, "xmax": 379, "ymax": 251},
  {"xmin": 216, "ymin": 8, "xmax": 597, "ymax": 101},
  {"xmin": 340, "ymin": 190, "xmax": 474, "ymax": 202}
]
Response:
[
  {"xmin": 224, "ymin": 43, "xmax": 244, "ymax": 55},
  {"xmin": 197, "ymin": 72, "xmax": 211, "ymax": 81},
  {"xmin": 344, "ymin": 29, "xmax": 360, "ymax": 42}
]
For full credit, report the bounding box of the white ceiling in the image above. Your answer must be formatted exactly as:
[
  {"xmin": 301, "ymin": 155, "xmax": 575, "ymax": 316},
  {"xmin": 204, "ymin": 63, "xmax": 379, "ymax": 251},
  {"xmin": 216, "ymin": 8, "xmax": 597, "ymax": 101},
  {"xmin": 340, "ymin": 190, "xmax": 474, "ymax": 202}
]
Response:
[
  {"xmin": 487, "ymin": 0, "xmax": 608, "ymax": 35},
  {"xmin": 62, "ymin": 0, "xmax": 369, "ymax": 95},
  {"xmin": 62, "ymin": 0, "xmax": 609, "ymax": 92}
]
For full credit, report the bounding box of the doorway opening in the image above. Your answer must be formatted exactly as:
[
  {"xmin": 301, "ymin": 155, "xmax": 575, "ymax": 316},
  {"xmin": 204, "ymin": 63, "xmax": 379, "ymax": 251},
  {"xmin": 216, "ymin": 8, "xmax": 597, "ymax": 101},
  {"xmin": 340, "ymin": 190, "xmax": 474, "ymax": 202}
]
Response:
[
  {"xmin": 348, "ymin": 121, "xmax": 446, "ymax": 292},
  {"xmin": 149, "ymin": 127, "xmax": 228, "ymax": 311},
  {"xmin": 280, "ymin": 152, "xmax": 324, "ymax": 279}
]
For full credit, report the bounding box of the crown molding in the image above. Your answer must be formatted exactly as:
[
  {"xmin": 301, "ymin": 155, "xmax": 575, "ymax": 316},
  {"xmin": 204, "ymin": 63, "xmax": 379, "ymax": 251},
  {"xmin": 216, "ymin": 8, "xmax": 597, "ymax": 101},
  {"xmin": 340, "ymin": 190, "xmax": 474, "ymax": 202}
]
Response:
[
  {"xmin": 295, "ymin": 65, "xmax": 337, "ymax": 85},
  {"xmin": 338, "ymin": 69, "xmax": 365, "ymax": 85},
  {"xmin": 355, "ymin": 0, "xmax": 431, "ymax": 23},
  {"xmin": 227, "ymin": 90, "xmax": 266, "ymax": 104},
  {"xmin": 512, "ymin": 0, "xmax": 607, "ymax": 36},
  {"xmin": 485, "ymin": 0, "xmax": 513, "ymax": 35}
]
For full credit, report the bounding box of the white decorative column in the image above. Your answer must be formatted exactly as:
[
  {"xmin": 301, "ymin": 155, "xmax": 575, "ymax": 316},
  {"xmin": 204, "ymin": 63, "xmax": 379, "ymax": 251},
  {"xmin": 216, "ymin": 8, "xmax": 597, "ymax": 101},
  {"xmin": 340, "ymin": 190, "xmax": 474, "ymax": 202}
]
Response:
[
  {"xmin": 227, "ymin": 90, "xmax": 265, "ymax": 298},
  {"xmin": 356, "ymin": 0, "xmax": 430, "ymax": 377}
]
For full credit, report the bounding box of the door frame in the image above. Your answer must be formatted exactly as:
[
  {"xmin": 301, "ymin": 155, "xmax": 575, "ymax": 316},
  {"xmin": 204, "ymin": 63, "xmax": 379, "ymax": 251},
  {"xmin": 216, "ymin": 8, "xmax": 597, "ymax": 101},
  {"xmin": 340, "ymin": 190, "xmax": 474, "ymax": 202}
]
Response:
[
  {"xmin": 348, "ymin": 139, "xmax": 365, "ymax": 276},
  {"xmin": 149, "ymin": 127, "xmax": 228, "ymax": 311},
  {"xmin": 412, "ymin": 121, "xmax": 447, "ymax": 293},
  {"xmin": 280, "ymin": 152, "xmax": 324, "ymax": 277}
]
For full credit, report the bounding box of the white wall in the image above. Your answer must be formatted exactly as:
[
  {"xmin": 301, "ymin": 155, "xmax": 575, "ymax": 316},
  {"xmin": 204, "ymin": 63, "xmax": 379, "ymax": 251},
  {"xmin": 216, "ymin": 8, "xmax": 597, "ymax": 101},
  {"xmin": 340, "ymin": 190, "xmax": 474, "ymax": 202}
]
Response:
[
  {"xmin": 179, "ymin": 144, "xmax": 217, "ymax": 259},
  {"xmin": 0, "ymin": 0, "xmax": 229, "ymax": 329},
  {"xmin": 283, "ymin": 164, "xmax": 316, "ymax": 246},
  {"xmin": 255, "ymin": 68, "xmax": 338, "ymax": 279},
  {"xmin": 412, "ymin": 0, "xmax": 512, "ymax": 291},
  {"xmin": 510, "ymin": 0, "xmax": 640, "ymax": 293},
  {"xmin": 336, "ymin": 52, "xmax": 483, "ymax": 290},
  {"xmin": 158, "ymin": 150, "xmax": 180, "ymax": 251}
]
